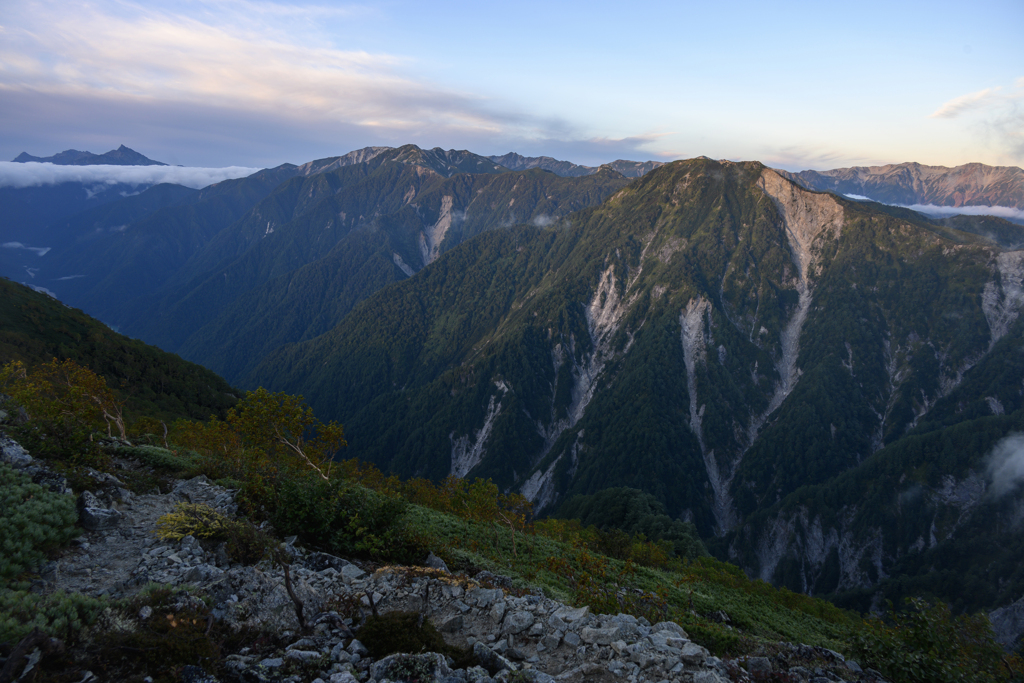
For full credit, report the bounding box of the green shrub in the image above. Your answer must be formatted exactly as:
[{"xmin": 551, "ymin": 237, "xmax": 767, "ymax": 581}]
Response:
[
  {"xmin": 852, "ymin": 598, "xmax": 1012, "ymax": 683},
  {"xmin": 0, "ymin": 462, "xmax": 78, "ymax": 581},
  {"xmin": 114, "ymin": 445, "xmax": 199, "ymax": 473},
  {"xmin": 271, "ymin": 476, "xmax": 429, "ymax": 564},
  {"xmin": 358, "ymin": 611, "xmax": 476, "ymax": 669},
  {"xmin": 0, "ymin": 589, "xmax": 106, "ymax": 643},
  {"xmin": 155, "ymin": 503, "xmax": 275, "ymax": 565}
]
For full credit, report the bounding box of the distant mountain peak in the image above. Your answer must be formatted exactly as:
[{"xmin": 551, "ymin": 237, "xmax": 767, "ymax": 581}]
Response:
[
  {"xmin": 12, "ymin": 145, "xmax": 167, "ymax": 166},
  {"xmin": 489, "ymin": 152, "xmax": 664, "ymax": 178}
]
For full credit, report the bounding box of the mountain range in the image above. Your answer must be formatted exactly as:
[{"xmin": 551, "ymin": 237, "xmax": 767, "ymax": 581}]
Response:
[
  {"xmin": 781, "ymin": 162, "xmax": 1024, "ymax": 211},
  {"xmin": 11, "ymin": 144, "xmax": 167, "ymax": 166},
  {"xmin": 3, "ymin": 144, "xmax": 1024, "ymax": 639}
]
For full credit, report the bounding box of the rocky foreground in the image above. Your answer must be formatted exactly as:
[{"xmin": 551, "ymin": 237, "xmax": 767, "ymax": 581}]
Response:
[{"xmin": 1, "ymin": 438, "xmax": 887, "ymax": 683}]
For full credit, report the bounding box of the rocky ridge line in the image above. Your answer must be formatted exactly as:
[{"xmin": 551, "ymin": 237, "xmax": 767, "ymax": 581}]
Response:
[{"xmin": 1, "ymin": 436, "xmax": 887, "ymax": 683}]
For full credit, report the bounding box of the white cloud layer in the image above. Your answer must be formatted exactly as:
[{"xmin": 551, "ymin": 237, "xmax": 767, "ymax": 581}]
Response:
[
  {"xmin": 2, "ymin": 242, "xmax": 51, "ymax": 256},
  {"xmin": 843, "ymin": 194, "xmax": 1024, "ymax": 223},
  {"xmin": 987, "ymin": 433, "xmax": 1024, "ymax": 498},
  {"xmin": 900, "ymin": 203, "xmax": 1024, "ymax": 222},
  {"xmin": 0, "ymin": 162, "xmax": 261, "ymax": 190}
]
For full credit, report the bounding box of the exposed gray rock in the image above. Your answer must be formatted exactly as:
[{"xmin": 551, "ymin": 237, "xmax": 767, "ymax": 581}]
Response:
[
  {"xmin": 989, "ymin": 593, "xmax": 1024, "ymax": 649},
  {"xmin": 425, "ymin": 552, "xmax": 450, "ymax": 572},
  {"xmin": 340, "ymin": 563, "xmax": 366, "ymax": 581},
  {"xmin": 1, "ymin": 436, "xmax": 32, "ymax": 468},
  {"xmin": 502, "ymin": 610, "xmax": 534, "ymax": 635},
  {"xmin": 473, "ymin": 641, "xmax": 516, "ymax": 674},
  {"xmin": 77, "ymin": 491, "xmax": 123, "ymax": 530},
  {"xmin": 581, "ymin": 625, "xmax": 621, "ymax": 645}
]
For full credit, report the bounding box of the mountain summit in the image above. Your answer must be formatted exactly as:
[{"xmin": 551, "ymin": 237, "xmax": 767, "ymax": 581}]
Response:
[{"xmin": 12, "ymin": 144, "xmax": 167, "ymax": 166}]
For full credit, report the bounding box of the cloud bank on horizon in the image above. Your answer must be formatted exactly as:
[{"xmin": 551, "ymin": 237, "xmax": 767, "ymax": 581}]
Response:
[
  {"xmin": 843, "ymin": 194, "xmax": 1024, "ymax": 223},
  {"xmin": 0, "ymin": 162, "xmax": 261, "ymax": 190},
  {"xmin": 0, "ymin": 1, "xmax": 1021, "ymax": 170}
]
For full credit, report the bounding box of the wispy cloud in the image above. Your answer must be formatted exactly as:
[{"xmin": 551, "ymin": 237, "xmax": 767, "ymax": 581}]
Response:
[
  {"xmin": 2, "ymin": 242, "xmax": 51, "ymax": 256},
  {"xmin": 0, "ymin": 162, "xmax": 260, "ymax": 189},
  {"xmin": 987, "ymin": 433, "xmax": 1024, "ymax": 498},
  {"xmin": 759, "ymin": 145, "xmax": 884, "ymax": 172},
  {"xmin": 0, "ymin": 1, "xmax": 548, "ymax": 144},
  {"xmin": 930, "ymin": 87, "xmax": 1005, "ymax": 119},
  {"xmin": 929, "ymin": 80, "xmax": 1024, "ymax": 162}
]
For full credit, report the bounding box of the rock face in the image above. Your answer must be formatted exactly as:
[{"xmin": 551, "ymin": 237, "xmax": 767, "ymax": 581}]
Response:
[{"xmin": 779, "ymin": 161, "xmax": 1024, "ymax": 210}]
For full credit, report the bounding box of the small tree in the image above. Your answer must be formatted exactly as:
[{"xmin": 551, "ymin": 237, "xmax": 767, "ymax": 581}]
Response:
[
  {"xmin": 1, "ymin": 359, "xmax": 126, "ymax": 459},
  {"xmin": 226, "ymin": 387, "xmax": 346, "ymax": 480}
]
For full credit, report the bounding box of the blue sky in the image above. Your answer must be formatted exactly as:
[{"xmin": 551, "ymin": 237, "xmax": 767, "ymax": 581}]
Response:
[{"xmin": 0, "ymin": 0, "xmax": 1021, "ymax": 170}]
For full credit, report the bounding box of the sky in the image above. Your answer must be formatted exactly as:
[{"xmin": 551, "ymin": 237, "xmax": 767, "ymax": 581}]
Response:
[{"xmin": 0, "ymin": 0, "xmax": 1021, "ymax": 171}]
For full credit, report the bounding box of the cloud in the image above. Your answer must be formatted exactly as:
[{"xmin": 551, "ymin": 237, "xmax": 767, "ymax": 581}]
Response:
[
  {"xmin": 839, "ymin": 194, "xmax": 1024, "ymax": 223},
  {"xmin": 900, "ymin": 203, "xmax": 1024, "ymax": 222},
  {"xmin": 2, "ymin": 242, "xmax": 51, "ymax": 256},
  {"xmin": 930, "ymin": 87, "xmax": 1005, "ymax": 119},
  {"xmin": 0, "ymin": 1, "xmax": 553, "ymax": 150},
  {"xmin": 759, "ymin": 146, "xmax": 884, "ymax": 172},
  {"xmin": 929, "ymin": 80, "xmax": 1024, "ymax": 163},
  {"xmin": 987, "ymin": 433, "xmax": 1024, "ymax": 498},
  {"xmin": 0, "ymin": 162, "xmax": 260, "ymax": 190},
  {"xmin": 0, "ymin": 2, "xmax": 674, "ymax": 168}
]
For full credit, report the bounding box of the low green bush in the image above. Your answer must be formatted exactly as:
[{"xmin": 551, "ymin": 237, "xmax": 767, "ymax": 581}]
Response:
[
  {"xmin": 0, "ymin": 462, "xmax": 78, "ymax": 581},
  {"xmin": 0, "ymin": 589, "xmax": 106, "ymax": 643},
  {"xmin": 155, "ymin": 503, "xmax": 275, "ymax": 565},
  {"xmin": 270, "ymin": 475, "xmax": 430, "ymax": 564},
  {"xmin": 358, "ymin": 611, "xmax": 476, "ymax": 669},
  {"xmin": 114, "ymin": 445, "xmax": 199, "ymax": 473},
  {"xmin": 852, "ymin": 598, "xmax": 1016, "ymax": 683}
]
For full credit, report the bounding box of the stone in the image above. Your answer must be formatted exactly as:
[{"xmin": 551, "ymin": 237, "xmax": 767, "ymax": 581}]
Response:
[
  {"xmin": 305, "ymin": 552, "xmax": 350, "ymax": 573},
  {"xmin": 502, "ymin": 610, "xmax": 534, "ymax": 635},
  {"xmin": 692, "ymin": 673, "xmax": 728, "ymax": 683},
  {"xmin": 580, "ymin": 625, "xmax": 621, "ymax": 646},
  {"xmin": 469, "ymin": 588, "xmax": 503, "ymax": 608},
  {"xmin": 651, "ymin": 621, "xmax": 687, "ymax": 638},
  {"xmin": 347, "ymin": 639, "xmax": 368, "ymax": 657},
  {"xmin": 1, "ymin": 437, "xmax": 32, "ymax": 468},
  {"xmin": 258, "ymin": 658, "xmax": 284, "ymax": 668},
  {"xmin": 490, "ymin": 601, "xmax": 507, "ymax": 623},
  {"xmin": 846, "ymin": 660, "xmax": 863, "ymax": 674},
  {"xmin": 79, "ymin": 503, "xmax": 123, "ymax": 531},
  {"xmin": 679, "ymin": 641, "xmax": 709, "ymax": 665},
  {"xmin": 552, "ymin": 605, "xmax": 589, "ymax": 623},
  {"xmin": 340, "ymin": 564, "xmax": 365, "ymax": 581},
  {"xmin": 743, "ymin": 656, "xmax": 771, "ymax": 673},
  {"xmin": 425, "ymin": 552, "xmax": 450, "ymax": 572},
  {"xmin": 562, "ymin": 632, "xmax": 581, "ymax": 647},
  {"xmin": 540, "ymin": 634, "xmax": 560, "ymax": 650},
  {"xmin": 330, "ymin": 642, "xmax": 351, "ymax": 663},
  {"xmin": 329, "ymin": 674, "xmax": 358, "ymax": 683},
  {"xmin": 473, "ymin": 641, "xmax": 516, "ymax": 674},
  {"xmin": 285, "ymin": 650, "xmax": 322, "ymax": 662}
]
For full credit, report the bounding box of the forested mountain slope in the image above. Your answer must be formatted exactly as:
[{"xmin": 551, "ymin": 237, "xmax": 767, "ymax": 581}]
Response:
[
  {"xmin": 0, "ymin": 278, "xmax": 236, "ymax": 421},
  {"xmin": 250, "ymin": 159, "xmax": 1024, "ymax": 617}
]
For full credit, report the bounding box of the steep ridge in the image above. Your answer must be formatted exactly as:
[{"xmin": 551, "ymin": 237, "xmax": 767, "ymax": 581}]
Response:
[
  {"xmin": 780, "ymin": 161, "xmax": 1024, "ymax": 210},
  {"xmin": 123, "ymin": 152, "xmax": 627, "ymax": 380}
]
